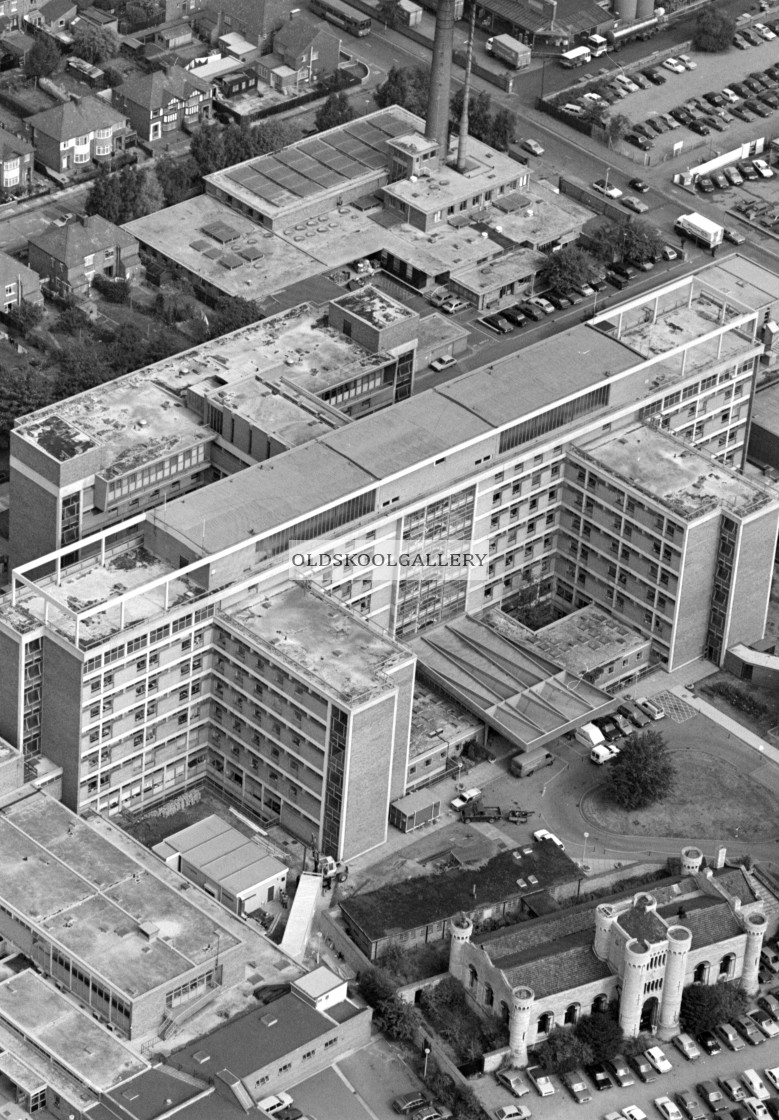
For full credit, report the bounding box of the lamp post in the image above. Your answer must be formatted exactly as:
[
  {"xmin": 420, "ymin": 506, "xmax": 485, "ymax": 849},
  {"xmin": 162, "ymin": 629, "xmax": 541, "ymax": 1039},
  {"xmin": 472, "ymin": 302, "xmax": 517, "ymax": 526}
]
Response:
[
  {"xmin": 583, "ymin": 831, "xmax": 589, "ymax": 866},
  {"xmin": 424, "ymin": 1046, "xmax": 431, "ymax": 1078}
]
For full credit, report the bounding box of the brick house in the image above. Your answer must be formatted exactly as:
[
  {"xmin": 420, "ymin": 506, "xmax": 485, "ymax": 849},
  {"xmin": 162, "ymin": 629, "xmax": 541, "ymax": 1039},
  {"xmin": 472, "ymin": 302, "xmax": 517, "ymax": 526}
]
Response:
[
  {"xmin": 27, "ymin": 214, "xmax": 141, "ymax": 295},
  {"xmin": 272, "ymin": 14, "xmax": 340, "ymax": 84},
  {"xmin": 27, "ymin": 0, "xmax": 76, "ymax": 31},
  {"xmin": 112, "ymin": 65, "xmax": 211, "ymax": 143},
  {"xmin": 187, "ymin": 0, "xmax": 289, "ymax": 49},
  {"xmin": 25, "ymin": 96, "xmax": 129, "ymax": 174},
  {"xmin": 0, "ymin": 248, "xmax": 42, "ymax": 310},
  {"xmin": 0, "ymin": 126, "xmax": 33, "ymax": 192}
]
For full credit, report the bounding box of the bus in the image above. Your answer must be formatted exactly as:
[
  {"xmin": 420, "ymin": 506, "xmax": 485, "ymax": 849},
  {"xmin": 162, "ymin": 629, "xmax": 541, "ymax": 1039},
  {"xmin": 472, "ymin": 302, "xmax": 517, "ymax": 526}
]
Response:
[{"xmin": 310, "ymin": 0, "xmax": 372, "ymax": 36}]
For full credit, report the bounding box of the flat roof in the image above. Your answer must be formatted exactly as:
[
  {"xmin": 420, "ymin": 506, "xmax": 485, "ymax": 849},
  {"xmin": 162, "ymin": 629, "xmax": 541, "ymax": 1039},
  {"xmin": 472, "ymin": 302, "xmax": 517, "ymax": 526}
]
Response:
[
  {"xmin": 0, "ymin": 970, "xmax": 146, "ymax": 1091},
  {"xmin": 700, "ymin": 254, "xmax": 779, "ymax": 310},
  {"xmin": 409, "ymin": 680, "xmax": 481, "ymax": 759},
  {"xmin": 0, "ymin": 793, "xmax": 238, "ymax": 999},
  {"xmin": 104, "ymin": 1068, "xmax": 208, "ymax": 1120},
  {"xmin": 164, "ymin": 815, "xmax": 287, "ymax": 895},
  {"xmin": 225, "ymin": 582, "xmax": 409, "ymax": 703},
  {"xmin": 202, "ymin": 376, "xmax": 343, "ymax": 445},
  {"xmin": 491, "ymin": 605, "xmax": 648, "ymax": 676},
  {"xmin": 125, "ymin": 194, "xmax": 323, "ymax": 298},
  {"xmin": 382, "ymin": 137, "xmax": 522, "ymax": 215},
  {"xmin": 292, "ymin": 966, "xmax": 343, "ymax": 1000},
  {"xmin": 453, "ymin": 248, "xmax": 546, "ymax": 294},
  {"xmin": 580, "ymin": 424, "xmax": 774, "ymax": 520},
  {"xmin": 482, "ymin": 178, "xmax": 592, "ymax": 248},
  {"xmin": 15, "ymin": 373, "xmax": 211, "ymax": 470},
  {"xmin": 206, "ymin": 107, "xmax": 418, "ymax": 219},
  {"xmin": 170, "ymin": 992, "xmax": 343, "ymax": 1079},
  {"xmin": 332, "ymin": 284, "xmax": 415, "ymax": 329}
]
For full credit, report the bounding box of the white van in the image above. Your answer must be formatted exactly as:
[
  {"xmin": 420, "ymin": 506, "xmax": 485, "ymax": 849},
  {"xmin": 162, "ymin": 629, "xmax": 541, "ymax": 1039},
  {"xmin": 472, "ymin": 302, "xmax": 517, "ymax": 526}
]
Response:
[
  {"xmin": 635, "ymin": 696, "xmax": 664, "ymax": 720},
  {"xmin": 575, "ymin": 722, "xmax": 605, "ymax": 749},
  {"xmin": 591, "ymin": 744, "xmax": 617, "ymax": 765},
  {"xmin": 742, "ymin": 1069, "xmax": 770, "ymax": 1100}
]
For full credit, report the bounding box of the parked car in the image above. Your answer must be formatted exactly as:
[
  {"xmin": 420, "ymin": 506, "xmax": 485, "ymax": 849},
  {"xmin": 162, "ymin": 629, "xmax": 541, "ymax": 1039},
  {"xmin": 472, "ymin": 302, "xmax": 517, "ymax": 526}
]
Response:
[
  {"xmin": 643, "ymin": 68, "xmax": 666, "ymax": 84},
  {"xmin": 630, "ymin": 1054, "xmax": 658, "ymax": 1083},
  {"xmin": 585, "ymin": 1063, "xmax": 614, "ymax": 1091},
  {"xmin": 411, "ymin": 1107, "xmax": 443, "ymax": 1120},
  {"xmin": 521, "ymin": 139, "xmax": 544, "ymax": 156},
  {"xmin": 495, "ymin": 1071, "xmax": 530, "ymax": 1098},
  {"xmin": 655, "ymin": 1097, "xmax": 684, "ymax": 1120},
  {"xmin": 711, "ymin": 171, "xmax": 730, "ymax": 190},
  {"xmin": 441, "ymin": 297, "xmax": 469, "ymax": 314},
  {"xmin": 731, "ymin": 105, "xmax": 754, "ymax": 121},
  {"xmin": 697, "ymin": 1081, "xmax": 728, "ymax": 1113},
  {"xmin": 663, "ymin": 57, "xmax": 686, "ymax": 72},
  {"xmin": 701, "ymin": 115, "xmax": 725, "ymax": 132},
  {"xmin": 562, "ymin": 1070, "xmax": 592, "ymax": 1104},
  {"xmin": 696, "ymin": 1030, "xmax": 721, "ymax": 1056},
  {"xmin": 610, "ymin": 262, "xmax": 635, "ymax": 281},
  {"xmin": 635, "ymin": 696, "xmax": 664, "ymax": 720},
  {"xmin": 676, "ymin": 1088, "xmax": 706, "ymax": 1120},
  {"xmin": 722, "ymin": 88, "xmax": 741, "ymax": 102},
  {"xmin": 626, "ymin": 134, "xmax": 653, "ymax": 151},
  {"xmin": 533, "ymin": 828, "xmax": 565, "ymax": 850},
  {"xmin": 755, "ymin": 22, "xmax": 776, "ymax": 38},
  {"xmin": 661, "ymin": 113, "xmax": 680, "ymax": 129},
  {"xmin": 673, "ymin": 1034, "xmax": 701, "ymax": 1061},
  {"xmin": 571, "ymin": 281, "xmax": 595, "ymax": 297},
  {"xmin": 633, "ymin": 122, "xmax": 656, "ymax": 139},
  {"xmin": 260, "ymin": 1095, "xmax": 295, "ymax": 1116},
  {"xmin": 688, "ymin": 121, "xmax": 710, "ymax": 137},
  {"xmin": 623, "ymin": 1108, "xmax": 649, "ymax": 1120},
  {"xmin": 743, "ymin": 1100, "xmax": 771, "ymax": 1120},
  {"xmin": 564, "ymin": 288, "xmax": 584, "ymax": 305},
  {"xmin": 670, "ymin": 108, "xmax": 692, "ymax": 124},
  {"xmin": 646, "ymin": 118, "xmax": 666, "ymax": 134},
  {"xmin": 501, "ymin": 306, "xmax": 527, "ymax": 327},
  {"xmin": 592, "ymin": 179, "xmax": 623, "ymax": 199},
  {"xmin": 594, "ymin": 716, "xmax": 623, "ymax": 743},
  {"xmin": 735, "ymin": 1015, "xmax": 765, "ymax": 1045},
  {"xmin": 704, "ymin": 91, "xmax": 726, "ymax": 107},
  {"xmin": 743, "ymin": 27, "xmax": 763, "ymax": 43},
  {"xmin": 494, "ymin": 1107, "xmax": 531, "ymax": 1120},
  {"xmin": 526, "ymin": 1066, "xmax": 554, "ymax": 1096},
  {"xmin": 661, "ymin": 245, "xmax": 679, "ymax": 262},
  {"xmin": 716, "ymin": 1022, "xmax": 746, "ymax": 1051},
  {"xmin": 697, "ymin": 176, "xmax": 716, "ymax": 193},
  {"xmin": 748, "ymin": 1009, "xmax": 779, "ymax": 1038},
  {"xmin": 764, "ymin": 1068, "xmax": 779, "ymax": 1092},
  {"xmin": 742, "ymin": 1071, "xmax": 770, "ymax": 1101},
  {"xmin": 753, "ymin": 159, "xmax": 775, "ymax": 179},
  {"xmin": 608, "ymin": 1056, "xmax": 635, "ymax": 1088},
  {"xmin": 724, "ymin": 166, "xmax": 744, "ymax": 186},
  {"xmin": 428, "ymin": 288, "xmax": 451, "ymax": 307},
  {"xmin": 746, "ymin": 99, "xmax": 770, "ymax": 117},
  {"xmin": 678, "ymin": 53, "xmax": 696, "ymax": 68},
  {"xmin": 733, "ymin": 32, "xmax": 750, "ymax": 47},
  {"xmin": 546, "ymin": 293, "xmax": 571, "ymax": 310},
  {"xmin": 616, "ymin": 74, "xmax": 640, "ymax": 93},
  {"xmin": 619, "ymin": 700, "xmax": 650, "ymax": 726},
  {"xmin": 645, "ymin": 1046, "xmax": 673, "ymax": 1074},
  {"xmin": 629, "ymin": 178, "xmax": 650, "ymax": 192},
  {"xmin": 738, "ymin": 160, "xmax": 760, "ymax": 180},
  {"xmin": 605, "ymin": 270, "xmax": 629, "ymax": 289},
  {"xmin": 482, "ymin": 314, "xmax": 513, "ymax": 334},
  {"xmin": 622, "ymin": 196, "xmax": 649, "ymax": 214},
  {"xmin": 719, "ymin": 1076, "xmax": 747, "ymax": 1103},
  {"xmin": 528, "ymin": 297, "xmax": 555, "ymax": 315},
  {"xmin": 429, "ymin": 355, "xmax": 457, "ymax": 371},
  {"xmin": 450, "ymin": 787, "xmax": 481, "ymax": 811},
  {"xmin": 516, "ymin": 301, "xmax": 545, "ymax": 322},
  {"xmin": 758, "ymin": 994, "xmax": 779, "ymax": 1019}
]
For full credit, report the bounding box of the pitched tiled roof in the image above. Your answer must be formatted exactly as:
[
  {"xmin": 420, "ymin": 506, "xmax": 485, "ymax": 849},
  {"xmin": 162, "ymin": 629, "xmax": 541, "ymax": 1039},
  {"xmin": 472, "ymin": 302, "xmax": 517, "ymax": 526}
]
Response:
[
  {"xmin": 714, "ymin": 868, "xmax": 758, "ymax": 904},
  {"xmin": 482, "ymin": 0, "xmax": 608, "ymax": 34},
  {"xmin": 38, "ymin": 0, "xmax": 76, "ymax": 21},
  {"xmin": 26, "ymin": 96, "xmax": 126, "ymax": 142},
  {"xmin": 28, "ymin": 214, "xmax": 137, "ymax": 266},
  {"xmin": 500, "ymin": 931, "xmax": 614, "ymax": 997},
  {"xmin": 115, "ymin": 65, "xmax": 210, "ymax": 111},
  {"xmin": 275, "ymin": 14, "xmax": 334, "ymax": 56},
  {"xmin": 0, "ymin": 126, "xmax": 33, "ymax": 161},
  {"xmin": 617, "ymin": 903, "xmax": 668, "ymax": 946},
  {"xmin": 658, "ymin": 896, "xmax": 743, "ymax": 949}
]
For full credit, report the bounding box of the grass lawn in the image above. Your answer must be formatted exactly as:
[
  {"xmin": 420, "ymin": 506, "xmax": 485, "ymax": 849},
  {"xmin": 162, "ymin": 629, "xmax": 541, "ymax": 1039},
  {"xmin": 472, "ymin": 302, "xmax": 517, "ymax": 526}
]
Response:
[
  {"xmin": 695, "ymin": 671, "xmax": 779, "ymax": 741},
  {"xmin": 116, "ymin": 787, "xmax": 257, "ymax": 849},
  {"xmin": 584, "ymin": 748, "xmax": 779, "ymax": 840}
]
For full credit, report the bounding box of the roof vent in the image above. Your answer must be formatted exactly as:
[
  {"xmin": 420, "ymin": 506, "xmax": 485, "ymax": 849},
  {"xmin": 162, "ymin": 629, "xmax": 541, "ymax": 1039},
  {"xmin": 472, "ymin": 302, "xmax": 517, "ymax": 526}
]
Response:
[{"xmin": 260, "ymin": 1013, "xmax": 278, "ymax": 1028}]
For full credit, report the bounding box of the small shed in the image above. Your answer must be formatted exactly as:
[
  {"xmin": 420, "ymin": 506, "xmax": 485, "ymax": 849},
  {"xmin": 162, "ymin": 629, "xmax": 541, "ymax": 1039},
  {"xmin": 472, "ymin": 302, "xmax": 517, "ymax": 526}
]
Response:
[{"xmin": 389, "ymin": 788, "xmax": 441, "ymax": 833}]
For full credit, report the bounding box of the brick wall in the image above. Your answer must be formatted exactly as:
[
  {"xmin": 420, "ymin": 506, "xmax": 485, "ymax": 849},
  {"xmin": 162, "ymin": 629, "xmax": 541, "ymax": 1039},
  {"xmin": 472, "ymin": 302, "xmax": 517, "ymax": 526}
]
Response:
[
  {"xmin": 726, "ymin": 508, "xmax": 779, "ymax": 652},
  {"xmin": 671, "ymin": 515, "xmax": 720, "ymax": 670},
  {"xmin": 342, "ymin": 693, "xmax": 397, "ymax": 860}
]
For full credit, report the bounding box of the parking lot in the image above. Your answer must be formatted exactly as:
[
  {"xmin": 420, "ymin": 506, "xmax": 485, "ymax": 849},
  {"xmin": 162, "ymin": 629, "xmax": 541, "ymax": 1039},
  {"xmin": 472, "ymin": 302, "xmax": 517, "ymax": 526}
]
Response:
[{"xmin": 564, "ymin": 34, "xmax": 779, "ymax": 164}]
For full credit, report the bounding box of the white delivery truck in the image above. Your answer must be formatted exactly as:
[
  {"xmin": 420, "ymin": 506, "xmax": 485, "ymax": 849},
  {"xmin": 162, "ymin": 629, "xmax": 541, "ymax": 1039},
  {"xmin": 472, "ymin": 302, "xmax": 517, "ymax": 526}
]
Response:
[
  {"xmin": 574, "ymin": 722, "xmax": 606, "ymax": 749},
  {"xmin": 559, "ymin": 45, "xmax": 591, "ymax": 67},
  {"xmin": 674, "ymin": 212, "xmax": 724, "ymax": 249},
  {"xmin": 485, "ymin": 34, "xmax": 531, "ymax": 69}
]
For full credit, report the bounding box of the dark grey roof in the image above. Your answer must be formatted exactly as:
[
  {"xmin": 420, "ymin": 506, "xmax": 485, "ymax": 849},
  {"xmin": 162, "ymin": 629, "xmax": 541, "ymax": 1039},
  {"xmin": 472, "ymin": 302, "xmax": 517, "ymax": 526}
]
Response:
[
  {"xmin": 657, "ymin": 896, "xmax": 743, "ymax": 950},
  {"xmin": 713, "ymin": 868, "xmax": 758, "ymax": 905},
  {"xmin": 501, "ymin": 931, "xmax": 613, "ymax": 997}
]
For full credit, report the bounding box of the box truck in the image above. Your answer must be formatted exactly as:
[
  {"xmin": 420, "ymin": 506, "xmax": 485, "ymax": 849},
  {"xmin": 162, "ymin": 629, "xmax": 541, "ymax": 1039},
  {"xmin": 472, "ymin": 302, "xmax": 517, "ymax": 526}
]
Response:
[
  {"xmin": 674, "ymin": 212, "xmax": 724, "ymax": 249},
  {"xmin": 486, "ymin": 34, "xmax": 530, "ymax": 69},
  {"xmin": 560, "ymin": 46, "xmax": 591, "ymax": 67}
]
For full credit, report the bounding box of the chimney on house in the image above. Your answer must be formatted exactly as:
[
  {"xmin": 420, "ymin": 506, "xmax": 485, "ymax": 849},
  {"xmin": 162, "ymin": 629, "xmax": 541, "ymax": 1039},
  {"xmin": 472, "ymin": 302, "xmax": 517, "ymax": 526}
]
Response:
[{"xmin": 425, "ymin": 0, "xmax": 455, "ymax": 163}]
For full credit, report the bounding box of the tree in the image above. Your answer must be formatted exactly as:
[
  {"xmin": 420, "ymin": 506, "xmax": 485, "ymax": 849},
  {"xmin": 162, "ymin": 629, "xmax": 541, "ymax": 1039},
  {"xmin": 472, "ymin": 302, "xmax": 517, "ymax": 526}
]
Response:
[
  {"xmin": 487, "ymin": 107, "xmax": 515, "ymax": 151},
  {"xmin": 588, "ymin": 219, "xmax": 630, "ymax": 264},
  {"xmin": 190, "ymin": 124, "xmax": 226, "ymax": 176},
  {"xmin": 534, "ymin": 1026, "xmax": 594, "ymax": 1073},
  {"xmin": 25, "ymin": 38, "xmax": 61, "ymax": 78},
  {"xmin": 86, "ymin": 166, "xmax": 163, "ymax": 224},
  {"xmin": 538, "ymin": 244, "xmax": 597, "ymax": 297},
  {"xmin": 606, "ymin": 113, "xmax": 632, "ymax": 144},
  {"xmin": 693, "ymin": 6, "xmax": 736, "ymax": 51},
  {"xmin": 606, "ymin": 730, "xmax": 676, "ymax": 811},
  {"xmin": 574, "ymin": 1010, "xmax": 625, "ymax": 1061},
  {"xmin": 376, "ymin": 995, "xmax": 419, "ymax": 1041},
  {"xmin": 154, "ymin": 154, "xmax": 198, "ymax": 206},
  {"xmin": 6, "ymin": 300, "xmax": 44, "ymax": 337},
  {"xmin": 0, "ymin": 367, "xmax": 52, "ymax": 440},
  {"xmin": 377, "ymin": 0, "xmax": 401, "ymax": 28},
  {"xmin": 72, "ymin": 23, "xmax": 119, "ymax": 63},
  {"xmin": 374, "ymin": 65, "xmax": 429, "ymax": 116},
  {"xmin": 622, "ymin": 219, "xmax": 664, "ymax": 264},
  {"xmin": 358, "ymin": 967, "xmax": 396, "ymax": 1009},
  {"xmin": 681, "ymin": 982, "xmax": 748, "ymax": 1035},
  {"xmin": 209, "ymin": 295, "xmax": 265, "ymax": 339},
  {"xmin": 315, "ymin": 91, "xmax": 354, "ymax": 132}
]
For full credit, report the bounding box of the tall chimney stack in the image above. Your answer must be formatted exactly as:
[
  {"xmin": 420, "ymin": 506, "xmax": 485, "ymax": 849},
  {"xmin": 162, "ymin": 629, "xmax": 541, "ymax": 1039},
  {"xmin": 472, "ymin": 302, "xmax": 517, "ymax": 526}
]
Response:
[
  {"xmin": 425, "ymin": 0, "xmax": 455, "ymax": 163},
  {"xmin": 456, "ymin": 5, "xmax": 475, "ymax": 173}
]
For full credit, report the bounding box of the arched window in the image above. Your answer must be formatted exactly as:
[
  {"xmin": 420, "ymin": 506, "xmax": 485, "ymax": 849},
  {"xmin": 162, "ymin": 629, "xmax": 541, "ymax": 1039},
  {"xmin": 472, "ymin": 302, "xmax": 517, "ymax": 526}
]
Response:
[
  {"xmin": 693, "ymin": 961, "xmax": 710, "ymax": 984},
  {"xmin": 484, "ymin": 984, "xmax": 494, "ymax": 1008},
  {"xmin": 564, "ymin": 1003, "xmax": 580, "ymax": 1026},
  {"xmin": 591, "ymin": 993, "xmax": 608, "ymax": 1014},
  {"xmin": 468, "ymin": 965, "xmax": 478, "ymax": 989},
  {"xmin": 719, "ymin": 953, "xmax": 735, "ymax": 979},
  {"xmin": 536, "ymin": 1011, "xmax": 554, "ymax": 1037},
  {"xmin": 501, "ymin": 1000, "xmax": 510, "ymax": 1023}
]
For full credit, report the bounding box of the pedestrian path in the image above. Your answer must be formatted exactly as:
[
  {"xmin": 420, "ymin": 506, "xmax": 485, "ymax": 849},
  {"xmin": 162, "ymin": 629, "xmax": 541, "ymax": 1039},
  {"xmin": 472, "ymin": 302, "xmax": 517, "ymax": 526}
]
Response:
[{"xmin": 671, "ymin": 685, "xmax": 779, "ymax": 765}]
